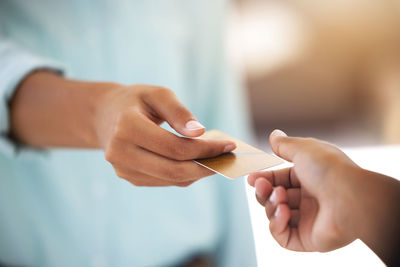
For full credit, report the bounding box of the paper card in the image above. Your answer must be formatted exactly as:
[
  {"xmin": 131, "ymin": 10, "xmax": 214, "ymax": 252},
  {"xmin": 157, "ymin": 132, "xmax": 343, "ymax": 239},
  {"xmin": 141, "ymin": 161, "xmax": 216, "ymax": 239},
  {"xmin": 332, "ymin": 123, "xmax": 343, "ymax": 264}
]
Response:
[{"xmin": 194, "ymin": 130, "xmax": 284, "ymax": 178}]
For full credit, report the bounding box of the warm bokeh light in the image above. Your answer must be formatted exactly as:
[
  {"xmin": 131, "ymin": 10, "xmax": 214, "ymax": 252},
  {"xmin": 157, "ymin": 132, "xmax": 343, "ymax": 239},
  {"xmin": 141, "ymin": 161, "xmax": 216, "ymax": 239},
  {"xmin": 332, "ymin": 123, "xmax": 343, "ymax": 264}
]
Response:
[
  {"xmin": 229, "ymin": 0, "xmax": 400, "ymax": 146},
  {"xmin": 227, "ymin": 1, "xmax": 309, "ymax": 77}
]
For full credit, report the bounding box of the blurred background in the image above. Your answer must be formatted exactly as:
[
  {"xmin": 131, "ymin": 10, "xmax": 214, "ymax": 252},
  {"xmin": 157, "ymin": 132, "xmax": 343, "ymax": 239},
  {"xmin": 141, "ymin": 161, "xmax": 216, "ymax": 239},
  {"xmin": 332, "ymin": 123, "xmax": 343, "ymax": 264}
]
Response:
[
  {"xmin": 227, "ymin": 1, "xmax": 400, "ymax": 266},
  {"xmin": 227, "ymin": 0, "xmax": 400, "ymax": 147}
]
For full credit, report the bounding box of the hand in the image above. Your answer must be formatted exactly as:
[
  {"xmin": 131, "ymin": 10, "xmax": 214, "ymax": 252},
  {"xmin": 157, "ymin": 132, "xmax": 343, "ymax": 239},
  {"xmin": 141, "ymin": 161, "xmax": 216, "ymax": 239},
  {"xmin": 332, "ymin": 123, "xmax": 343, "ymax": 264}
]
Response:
[
  {"xmin": 94, "ymin": 85, "xmax": 236, "ymax": 187},
  {"xmin": 247, "ymin": 130, "xmax": 361, "ymax": 252},
  {"xmin": 11, "ymin": 72, "xmax": 235, "ymax": 187}
]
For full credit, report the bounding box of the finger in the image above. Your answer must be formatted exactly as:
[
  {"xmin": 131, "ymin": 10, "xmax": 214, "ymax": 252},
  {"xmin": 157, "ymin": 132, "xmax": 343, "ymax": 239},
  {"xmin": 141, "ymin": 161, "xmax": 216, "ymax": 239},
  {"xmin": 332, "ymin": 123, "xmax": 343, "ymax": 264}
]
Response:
[
  {"xmin": 285, "ymin": 228, "xmax": 306, "ymax": 251},
  {"xmin": 287, "ymin": 188, "xmax": 301, "ymax": 209},
  {"xmin": 248, "ymin": 168, "xmax": 301, "ymax": 189},
  {"xmin": 247, "ymin": 175, "xmax": 256, "ymax": 187},
  {"xmin": 288, "ymin": 168, "xmax": 301, "ymax": 188},
  {"xmin": 108, "ymin": 142, "xmax": 215, "ymax": 182},
  {"xmin": 269, "ymin": 203, "xmax": 291, "ymax": 247},
  {"xmin": 115, "ymin": 167, "xmax": 175, "ymax": 186},
  {"xmin": 141, "ymin": 86, "xmax": 205, "ymax": 137},
  {"xmin": 254, "ymin": 178, "xmax": 273, "ymax": 206},
  {"xmin": 265, "ymin": 186, "xmax": 288, "ymax": 219},
  {"xmin": 248, "ymin": 170, "xmax": 274, "ymax": 187},
  {"xmin": 114, "ymin": 167, "xmax": 195, "ymax": 187},
  {"xmin": 289, "ymin": 209, "xmax": 300, "ymax": 227},
  {"xmin": 269, "ymin": 204, "xmax": 306, "ymax": 251},
  {"xmin": 115, "ymin": 112, "xmax": 236, "ymax": 160},
  {"xmin": 269, "ymin": 129, "xmax": 306, "ymax": 162}
]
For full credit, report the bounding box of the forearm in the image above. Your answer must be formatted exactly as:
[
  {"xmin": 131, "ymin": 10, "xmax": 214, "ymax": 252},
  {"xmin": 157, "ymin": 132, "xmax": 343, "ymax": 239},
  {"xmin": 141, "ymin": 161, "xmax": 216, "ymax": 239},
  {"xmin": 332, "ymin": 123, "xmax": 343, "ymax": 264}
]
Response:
[
  {"xmin": 10, "ymin": 71, "xmax": 117, "ymax": 148},
  {"xmin": 352, "ymin": 168, "xmax": 400, "ymax": 265}
]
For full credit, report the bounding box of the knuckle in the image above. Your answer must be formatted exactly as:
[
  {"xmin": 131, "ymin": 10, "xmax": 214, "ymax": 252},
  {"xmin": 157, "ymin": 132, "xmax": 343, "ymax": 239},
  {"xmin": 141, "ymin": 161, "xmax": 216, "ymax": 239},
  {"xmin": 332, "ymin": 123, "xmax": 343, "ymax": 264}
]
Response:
[
  {"xmin": 174, "ymin": 163, "xmax": 190, "ymax": 181},
  {"xmin": 269, "ymin": 225, "xmax": 288, "ymax": 249},
  {"xmin": 160, "ymin": 165, "xmax": 176, "ymax": 180},
  {"xmin": 275, "ymin": 141, "xmax": 284, "ymax": 157},
  {"xmin": 114, "ymin": 168, "xmax": 129, "ymax": 180},
  {"xmin": 113, "ymin": 112, "xmax": 129, "ymax": 139},
  {"xmin": 104, "ymin": 145, "xmax": 118, "ymax": 164},
  {"xmin": 152, "ymin": 86, "xmax": 174, "ymax": 97},
  {"xmin": 177, "ymin": 181, "xmax": 194, "ymax": 187},
  {"xmin": 170, "ymin": 143, "xmax": 190, "ymax": 160},
  {"xmin": 204, "ymin": 143, "xmax": 220, "ymax": 157},
  {"xmin": 114, "ymin": 111, "xmax": 140, "ymax": 142},
  {"xmin": 160, "ymin": 163, "xmax": 187, "ymax": 181},
  {"xmin": 158, "ymin": 165, "xmax": 172, "ymax": 180},
  {"xmin": 129, "ymin": 180, "xmax": 146, "ymax": 187},
  {"xmin": 279, "ymin": 240, "xmax": 288, "ymax": 249},
  {"xmin": 114, "ymin": 169, "xmax": 146, "ymax": 187}
]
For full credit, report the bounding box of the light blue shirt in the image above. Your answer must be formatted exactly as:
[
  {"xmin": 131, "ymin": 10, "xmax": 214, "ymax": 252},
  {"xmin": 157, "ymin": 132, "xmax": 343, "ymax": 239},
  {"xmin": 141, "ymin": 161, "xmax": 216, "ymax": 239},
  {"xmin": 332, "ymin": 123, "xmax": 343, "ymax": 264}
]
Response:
[{"xmin": 0, "ymin": 1, "xmax": 256, "ymax": 266}]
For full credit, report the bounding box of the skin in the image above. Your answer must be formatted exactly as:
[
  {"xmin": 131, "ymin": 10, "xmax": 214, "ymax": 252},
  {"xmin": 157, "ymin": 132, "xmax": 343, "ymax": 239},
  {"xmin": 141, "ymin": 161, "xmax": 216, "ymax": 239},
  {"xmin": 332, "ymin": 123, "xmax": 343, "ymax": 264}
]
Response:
[
  {"xmin": 248, "ymin": 130, "xmax": 400, "ymax": 266},
  {"xmin": 10, "ymin": 71, "xmax": 235, "ymax": 187}
]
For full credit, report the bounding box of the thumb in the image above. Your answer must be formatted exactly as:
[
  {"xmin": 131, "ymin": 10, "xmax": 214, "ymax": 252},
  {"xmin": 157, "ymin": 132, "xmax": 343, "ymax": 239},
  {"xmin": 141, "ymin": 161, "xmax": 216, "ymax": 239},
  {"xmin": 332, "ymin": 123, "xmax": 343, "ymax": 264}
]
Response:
[
  {"xmin": 142, "ymin": 88, "xmax": 205, "ymax": 137},
  {"xmin": 269, "ymin": 129, "xmax": 303, "ymax": 162}
]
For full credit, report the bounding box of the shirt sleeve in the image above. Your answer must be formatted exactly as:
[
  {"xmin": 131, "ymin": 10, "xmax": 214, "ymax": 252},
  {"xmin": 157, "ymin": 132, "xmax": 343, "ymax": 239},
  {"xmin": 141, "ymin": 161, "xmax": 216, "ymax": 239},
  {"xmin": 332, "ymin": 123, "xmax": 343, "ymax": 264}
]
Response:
[{"xmin": 0, "ymin": 40, "xmax": 64, "ymax": 158}]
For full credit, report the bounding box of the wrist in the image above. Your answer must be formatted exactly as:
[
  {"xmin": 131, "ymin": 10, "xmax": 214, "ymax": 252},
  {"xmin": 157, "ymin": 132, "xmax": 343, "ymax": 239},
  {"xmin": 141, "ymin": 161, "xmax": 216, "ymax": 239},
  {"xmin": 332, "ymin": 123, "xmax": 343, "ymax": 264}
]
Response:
[
  {"xmin": 344, "ymin": 166, "xmax": 369, "ymax": 239},
  {"xmin": 328, "ymin": 163, "xmax": 365, "ymax": 241},
  {"xmin": 350, "ymin": 168, "xmax": 400, "ymax": 264},
  {"xmin": 11, "ymin": 70, "xmax": 124, "ymax": 148},
  {"xmin": 90, "ymin": 83, "xmax": 126, "ymax": 148},
  {"xmin": 85, "ymin": 81, "xmax": 124, "ymax": 148},
  {"xmin": 350, "ymin": 168, "xmax": 383, "ymax": 240},
  {"xmin": 51, "ymin": 77, "xmax": 122, "ymax": 148}
]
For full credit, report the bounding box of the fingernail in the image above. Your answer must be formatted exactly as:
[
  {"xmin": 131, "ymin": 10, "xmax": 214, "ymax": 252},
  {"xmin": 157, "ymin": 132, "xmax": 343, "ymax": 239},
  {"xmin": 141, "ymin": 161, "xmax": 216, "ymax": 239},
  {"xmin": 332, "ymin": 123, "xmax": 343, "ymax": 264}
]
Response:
[
  {"xmin": 223, "ymin": 144, "xmax": 236, "ymax": 153},
  {"xmin": 272, "ymin": 129, "xmax": 287, "ymax": 138},
  {"xmin": 185, "ymin": 120, "xmax": 205, "ymax": 131},
  {"xmin": 274, "ymin": 206, "xmax": 281, "ymax": 217},
  {"xmin": 269, "ymin": 190, "xmax": 276, "ymax": 204}
]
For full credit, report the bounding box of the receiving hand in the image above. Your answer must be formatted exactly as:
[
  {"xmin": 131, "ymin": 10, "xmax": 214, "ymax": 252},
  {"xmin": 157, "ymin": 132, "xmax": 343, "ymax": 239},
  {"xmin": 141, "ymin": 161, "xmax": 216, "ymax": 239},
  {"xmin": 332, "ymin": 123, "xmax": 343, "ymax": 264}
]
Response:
[{"xmin": 248, "ymin": 130, "xmax": 360, "ymax": 252}]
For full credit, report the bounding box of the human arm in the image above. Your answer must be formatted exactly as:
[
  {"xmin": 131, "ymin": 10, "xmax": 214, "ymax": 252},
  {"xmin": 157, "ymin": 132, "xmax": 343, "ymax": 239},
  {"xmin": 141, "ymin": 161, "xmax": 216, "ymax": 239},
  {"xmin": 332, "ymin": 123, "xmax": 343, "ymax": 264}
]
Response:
[
  {"xmin": 9, "ymin": 71, "xmax": 236, "ymax": 186},
  {"xmin": 247, "ymin": 130, "xmax": 400, "ymax": 265}
]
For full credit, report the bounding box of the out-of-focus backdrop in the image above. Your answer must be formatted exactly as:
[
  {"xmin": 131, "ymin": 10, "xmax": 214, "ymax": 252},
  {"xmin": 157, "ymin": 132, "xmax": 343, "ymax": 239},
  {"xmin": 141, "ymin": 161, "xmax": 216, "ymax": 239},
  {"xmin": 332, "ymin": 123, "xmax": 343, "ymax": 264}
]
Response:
[
  {"xmin": 228, "ymin": 0, "xmax": 400, "ymax": 146},
  {"xmin": 226, "ymin": 0, "xmax": 400, "ymax": 266}
]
